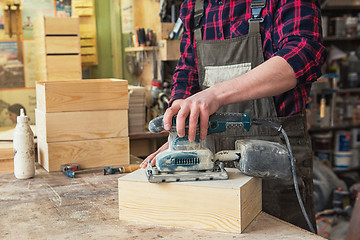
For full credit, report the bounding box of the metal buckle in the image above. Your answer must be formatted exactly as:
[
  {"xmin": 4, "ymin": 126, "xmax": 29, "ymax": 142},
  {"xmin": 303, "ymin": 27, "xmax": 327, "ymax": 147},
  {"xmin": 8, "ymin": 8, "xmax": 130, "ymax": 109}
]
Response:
[
  {"xmin": 248, "ymin": 0, "xmax": 266, "ymax": 23},
  {"xmin": 194, "ymin": 10, "xmax": 204, "ymax": 29}
]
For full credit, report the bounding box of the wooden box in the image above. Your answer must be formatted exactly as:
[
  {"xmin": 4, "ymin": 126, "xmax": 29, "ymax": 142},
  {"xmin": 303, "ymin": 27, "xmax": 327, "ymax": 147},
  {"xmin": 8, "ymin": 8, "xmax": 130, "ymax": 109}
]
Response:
[
  {"xmin": 43, "ymin": 17, "xmax": 80, "ymax": 35},
  {"xmin": 45, "ymin": 36, "xmax": 80, "ymax": 54},
  {"xmin": 157, "ymin": 22, "xmax": 176, "ymax": 40},
  {"xmin": 36, "ymin": 79, "xmax": 128, "ymax": 113},
  {"xmin": 34, "ymin": 16, "xmax": 80, "ymax": 37},
  {"xmin": 0, "ymin": 145, "xmax": 14, "ymax": 173},
  {"xmin": 119, "ymin": 168, "xmax": 262, "ymax": 233},
  {"xmin": 38, "ymin": 137, "xmax": 129, "ymax": 172},
  {"xmin": 36, "ymin": 109, "xmax": 128, "ymax": 142},
  {"xmin": 34, "ymin": 16, "xmax": 82, "ymax": 81},
  {"xmin": 158, "ymin": 40, "xmax": 180, "ymax": 61}
]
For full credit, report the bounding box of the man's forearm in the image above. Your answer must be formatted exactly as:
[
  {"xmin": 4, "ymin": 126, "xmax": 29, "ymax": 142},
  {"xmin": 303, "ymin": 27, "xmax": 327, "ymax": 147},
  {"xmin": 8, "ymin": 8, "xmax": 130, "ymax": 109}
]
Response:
[{"xmin": 211, "ymin": 56, "xmax": 297, "ymax": 108}]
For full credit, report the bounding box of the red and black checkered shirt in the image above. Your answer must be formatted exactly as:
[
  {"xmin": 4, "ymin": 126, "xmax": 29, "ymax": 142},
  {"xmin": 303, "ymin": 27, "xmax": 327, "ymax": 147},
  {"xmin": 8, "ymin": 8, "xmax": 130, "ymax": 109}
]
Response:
[{"xmin": 170, "ymin": 0, "xmax": 327, "ymax": 117}]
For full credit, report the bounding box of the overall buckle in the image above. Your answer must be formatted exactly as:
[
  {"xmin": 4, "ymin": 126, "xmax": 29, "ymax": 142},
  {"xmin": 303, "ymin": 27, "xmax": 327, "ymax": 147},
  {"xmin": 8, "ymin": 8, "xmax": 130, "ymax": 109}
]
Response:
[{"xmin": 248, "ymin": 0, "xmax": 266, "ymax": 23}]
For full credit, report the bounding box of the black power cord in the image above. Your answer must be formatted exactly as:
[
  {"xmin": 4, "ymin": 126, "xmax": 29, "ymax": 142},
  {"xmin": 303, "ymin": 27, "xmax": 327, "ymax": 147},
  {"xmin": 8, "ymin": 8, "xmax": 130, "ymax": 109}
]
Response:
[{"xmin": 253, "ymin": 119, "xmax": 316, "ymax": 234}]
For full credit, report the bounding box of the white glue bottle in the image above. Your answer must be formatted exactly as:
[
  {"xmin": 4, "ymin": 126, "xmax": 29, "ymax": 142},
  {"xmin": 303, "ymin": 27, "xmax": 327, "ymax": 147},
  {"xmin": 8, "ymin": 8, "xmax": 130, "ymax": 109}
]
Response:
[{"xmin": 13, "ymin": 109, "xmax": 35, "ymax": 179}]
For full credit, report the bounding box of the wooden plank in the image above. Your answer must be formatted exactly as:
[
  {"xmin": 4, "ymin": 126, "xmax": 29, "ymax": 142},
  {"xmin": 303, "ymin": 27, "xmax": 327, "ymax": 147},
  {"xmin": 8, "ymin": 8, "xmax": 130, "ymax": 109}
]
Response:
[
  {"xmin": 44, "ymin": 17, "xmax": 80, "ymax": 36},
  {"xmin": 38, "ymin": 137, "xmax": 129, "ymax": 172},
  {"xmin": 46, "ymin": 71, "xmax": 83, "ymax": 82},
  {"xmin": 81, "ymin": 46, "xmax": 96, "ymax": 55},
  {"xmin": 46, "ymin": 55, "xmax": 82, "ymax": 73},
  {"xmin": 81, "ymin": 55, "xmax": 98, "ymax": 65},
  {"xmin": 80, "ymin": 38, "xmax": 96, "ymax": 46},
  {"xmin": 45, "ymin": 36, "xmax": 80, "ymax": 54},
  {"xmin": 36, "ymin": 79, "xmax": 128, "ymax": 113},
  {"xmin": 118, "ymin": 168, "xmax": 262, "ymax": 233},
  {"xmin": 36, "ymin": 109, "xmax": 128, "ymax": 142}
]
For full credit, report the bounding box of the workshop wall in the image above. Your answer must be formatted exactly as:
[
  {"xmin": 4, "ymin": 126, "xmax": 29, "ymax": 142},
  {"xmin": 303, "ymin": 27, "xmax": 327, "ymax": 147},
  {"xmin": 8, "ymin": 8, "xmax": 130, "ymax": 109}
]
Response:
[
  {"xmin": 0, "ymin": 0, "xmax": 62, "ymax": 127},
  {"xmin": 89, "ymin": 0, "xmax": 113, "ymax": 79}
]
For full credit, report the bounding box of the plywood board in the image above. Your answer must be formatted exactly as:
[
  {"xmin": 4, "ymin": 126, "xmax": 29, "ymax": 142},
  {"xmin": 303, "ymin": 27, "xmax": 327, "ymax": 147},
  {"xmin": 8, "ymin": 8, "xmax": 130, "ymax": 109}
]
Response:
[
  {"xmin": 36, "ymin": 109, "xmax": 128, "ymax": 142},
  {"xmin": 46, "ymin": 72, "xmax": 83, "ymax": 82},
  {"xmin": 38, "ymin": 137, "xmax": 129, "ymax": 172},
  {"xmin": 46, "ymin": 55, "xmax": 82, "ymax": 73},
  {"xmin": 45, "ymin": 36, "xmax": 80, "ymax": 54},
  {"xmin": 119, "ymin": 168, "xmax": 262, "ymax": 233},
  {"xmin": 44, "ymin": 17, "xmax": 80, "ymax": 36},
  {"xmin": 36, "ymin": 79, "xmax": 128, "ymax": 113}
]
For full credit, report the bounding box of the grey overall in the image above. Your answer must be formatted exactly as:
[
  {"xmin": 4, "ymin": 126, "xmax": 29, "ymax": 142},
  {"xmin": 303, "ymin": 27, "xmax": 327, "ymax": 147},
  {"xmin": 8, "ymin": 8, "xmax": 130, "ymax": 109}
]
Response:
[{"xmin": 193, "ymin": 0, "xmax": 316, "ymax": 231}]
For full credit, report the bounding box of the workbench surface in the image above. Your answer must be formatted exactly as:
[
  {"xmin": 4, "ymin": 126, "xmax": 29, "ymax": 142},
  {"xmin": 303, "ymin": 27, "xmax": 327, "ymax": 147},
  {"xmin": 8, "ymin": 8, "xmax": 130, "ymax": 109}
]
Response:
[{"xmin": 0, "ymin": 165, "xmax": 323, "ymax": 240}]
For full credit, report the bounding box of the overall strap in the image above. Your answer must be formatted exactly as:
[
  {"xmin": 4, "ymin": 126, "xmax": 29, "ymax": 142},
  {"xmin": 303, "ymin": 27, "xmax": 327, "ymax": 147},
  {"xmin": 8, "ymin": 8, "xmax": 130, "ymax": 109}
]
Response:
[
  {"xmin": 249, "ymin": 0, "xmax": 266, "ymax": 34},
  {"xmin": 194, "ymin": 0, "xmax": 266, "ymax": 39},
  {"xmin": 194, "ymin": 0, "xmax": 204, "ymax": 42}
]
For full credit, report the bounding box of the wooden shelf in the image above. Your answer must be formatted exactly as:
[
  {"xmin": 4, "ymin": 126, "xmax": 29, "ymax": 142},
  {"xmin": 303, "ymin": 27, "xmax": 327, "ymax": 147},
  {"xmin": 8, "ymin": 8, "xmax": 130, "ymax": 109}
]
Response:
[{"xmin": 125, "ymin": 46, "xmax": 157, "ymax": 52}]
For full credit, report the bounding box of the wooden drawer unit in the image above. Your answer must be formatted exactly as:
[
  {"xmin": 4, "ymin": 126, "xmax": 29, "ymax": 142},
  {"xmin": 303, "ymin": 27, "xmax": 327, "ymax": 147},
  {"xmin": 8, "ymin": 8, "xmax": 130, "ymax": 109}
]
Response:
[{"xmin": 34, "ymin": 16, "xmax": 82, "ymax": 81}]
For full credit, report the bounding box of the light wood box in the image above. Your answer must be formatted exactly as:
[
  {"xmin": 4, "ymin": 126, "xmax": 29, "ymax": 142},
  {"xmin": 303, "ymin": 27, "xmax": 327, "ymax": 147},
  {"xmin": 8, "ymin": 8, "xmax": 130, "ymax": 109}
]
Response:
[
  {"xmin": 158, "ymin": 40, "xmax": 180, "ymax": 61},
  {"xmin": 119, "ymin": 168, "xmax": 262, "ymax": 233},
  {"xmin": 0, "ymin": 146, "xmax": 14, "ymax": 173},
  {"xmin": 34, "ymin": 16, "xmax": 82, "ymax": 82},
  {"xmin": 45, "ymin": 37, "xmax": 80, "ymax": 54},
  {"xmin": 38, "ymin": 137, "xmax": 129, "ymax": 172},
  {"xmin": 36, "ymin": 109, "xmax": 128, "ymax": 143},
  {"xmin": 158, "ymin": 22, "xmax": 176, "ymax": 40},
  {"xmin": 35, "ymin": 16, "xmax": 80, "ymax": 36},
  {"xmin": 36, "ymin": 79, "xmax": 128, "ymax": 113},
  {"xmin": 35, "ymin": 53, "xmax": 82, "ymax": 82}
]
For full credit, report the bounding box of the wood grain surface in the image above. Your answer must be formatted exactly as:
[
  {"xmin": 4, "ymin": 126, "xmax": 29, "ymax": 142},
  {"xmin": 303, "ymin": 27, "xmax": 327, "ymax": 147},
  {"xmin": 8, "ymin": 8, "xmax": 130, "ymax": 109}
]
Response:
[
  {"xmin": 36, "ymin": 109, "xmax": 128, "ymax": 142},
  {"xmin": 119, "ymin": 168, "xmax": 262, "ymax": 233},
  {"xmin": 36, "ymin": 79, "xmax": 128, "ymax": 113}
]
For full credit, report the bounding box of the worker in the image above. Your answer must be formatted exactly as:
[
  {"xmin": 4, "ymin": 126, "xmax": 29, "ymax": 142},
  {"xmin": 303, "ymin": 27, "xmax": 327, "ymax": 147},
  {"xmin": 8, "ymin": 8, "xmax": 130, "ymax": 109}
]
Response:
[
  {"xmin": 8, "ymin": 104, "xmax": 26, "ymax": 124},
  {"xmin": 141, "ymin": 0, "xmax": 326, "ymax": 232}
]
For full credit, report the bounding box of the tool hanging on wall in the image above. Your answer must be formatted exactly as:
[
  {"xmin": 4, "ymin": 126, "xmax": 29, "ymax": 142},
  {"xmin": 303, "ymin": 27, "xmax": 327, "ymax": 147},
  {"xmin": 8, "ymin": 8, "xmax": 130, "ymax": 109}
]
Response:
[
  {"xmin": 125, "ymin": 52, "xmax": 144, "ymax": 77},
  {"xmin": 3, "ymin": 0, "xmax": 23, "ymax": 62}
]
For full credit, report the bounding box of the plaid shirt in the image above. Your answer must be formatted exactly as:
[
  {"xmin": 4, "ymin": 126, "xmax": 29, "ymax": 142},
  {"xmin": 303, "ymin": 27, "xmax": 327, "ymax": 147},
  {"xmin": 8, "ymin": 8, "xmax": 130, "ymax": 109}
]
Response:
[{"xmin": 170, "ymin": 0, "xmax": 327, "ymax": 117}]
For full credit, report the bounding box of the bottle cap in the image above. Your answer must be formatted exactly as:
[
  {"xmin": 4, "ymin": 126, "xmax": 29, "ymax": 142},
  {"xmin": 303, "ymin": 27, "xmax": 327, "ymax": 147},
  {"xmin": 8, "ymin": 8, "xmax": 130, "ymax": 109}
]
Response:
[{"xmin": 17, "ymin": 109, "xmax": 28, "ymax": 123}]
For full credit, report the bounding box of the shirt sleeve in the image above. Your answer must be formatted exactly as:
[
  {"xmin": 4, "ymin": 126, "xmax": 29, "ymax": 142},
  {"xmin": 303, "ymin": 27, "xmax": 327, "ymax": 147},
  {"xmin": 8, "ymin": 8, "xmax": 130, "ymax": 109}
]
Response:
[
  {"xmin": 272, "ymin": 0, "xmax": 327, "ymax": 86},
  {"xmin": 169, "ymin": 1, "xmax": 200, "ymax": 105}
]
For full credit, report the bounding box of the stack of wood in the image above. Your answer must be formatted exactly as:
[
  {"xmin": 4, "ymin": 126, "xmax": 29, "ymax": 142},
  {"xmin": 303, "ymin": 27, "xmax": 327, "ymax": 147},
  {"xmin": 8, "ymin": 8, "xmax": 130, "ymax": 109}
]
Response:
[
  {"xmin": 128, "ymin": 85, "xmax": 146, "ymax": 134},
  {"xmin": 34, "ymin": 16, "xmax": 82, "ymax": 81},
  {"xmin": 72, "ymin": 0, "xmax": 98, "ymax": 66},
  {"xmin": 71, "ymin": 0, "xmax": 98, "ymax": 66},
  {"xmin": 36, "ymin": 79, "xmax": 130, "ymax": 172}
]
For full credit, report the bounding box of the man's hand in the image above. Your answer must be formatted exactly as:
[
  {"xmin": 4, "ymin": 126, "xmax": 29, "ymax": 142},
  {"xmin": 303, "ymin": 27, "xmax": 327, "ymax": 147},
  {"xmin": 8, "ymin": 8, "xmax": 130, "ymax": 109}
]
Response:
[{"xmin": 163, "ymin": 88, "xmax": 221, "ymax": 142}]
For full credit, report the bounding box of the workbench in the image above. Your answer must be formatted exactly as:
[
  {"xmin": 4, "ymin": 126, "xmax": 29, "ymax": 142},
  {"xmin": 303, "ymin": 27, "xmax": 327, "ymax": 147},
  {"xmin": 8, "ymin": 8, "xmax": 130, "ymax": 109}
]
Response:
[{"xmin": 0, "ymin": 165, "xmax": 323, "ymax": 240}]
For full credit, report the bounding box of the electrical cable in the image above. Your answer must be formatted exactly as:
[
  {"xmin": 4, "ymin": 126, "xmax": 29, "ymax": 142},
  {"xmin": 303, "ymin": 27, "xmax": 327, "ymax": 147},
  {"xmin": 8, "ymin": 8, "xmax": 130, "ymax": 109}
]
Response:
[{"xmin": 253, "ymin": 119, "xmax": 316, "ymax": 234}]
